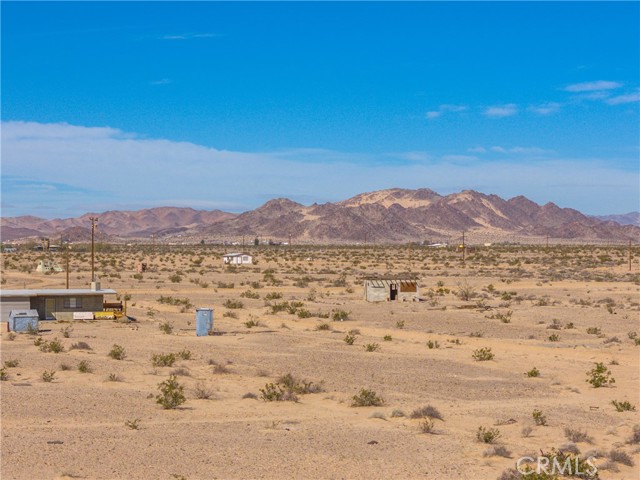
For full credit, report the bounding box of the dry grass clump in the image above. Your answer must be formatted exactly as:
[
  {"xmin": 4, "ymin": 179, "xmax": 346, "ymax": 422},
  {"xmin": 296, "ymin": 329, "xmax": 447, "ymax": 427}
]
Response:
[
  {"xmin": 564, "ymin": 427, "xmax": 593, "ymax": 443},
  {"xmin": 410, "ymin": 405, "xmax": 443, "ymax": 421},
  {"xmin": 483, "ymin": 445, "xmax": 511, "ymax": 458}
]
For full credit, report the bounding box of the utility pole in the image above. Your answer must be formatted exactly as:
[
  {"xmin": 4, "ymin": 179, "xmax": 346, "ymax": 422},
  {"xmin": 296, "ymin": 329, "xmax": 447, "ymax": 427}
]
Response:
[
  {"xmin": 90, "ymin": 217, "xmax": 98, "ymax": 282},
  {"xmin": 462, "ymin": 231, "xmax": 466, "ymax": 263},
  {"xmin": 630, "ymin": 240, "xmax": 633, "ymax": 272},
  {"xmin": 65, "ymin": 240, "xmax": 70, "ymax": 289},
  {"xmin": 546, "ymin": 235, "xmax": 549, "ymax": 249}
]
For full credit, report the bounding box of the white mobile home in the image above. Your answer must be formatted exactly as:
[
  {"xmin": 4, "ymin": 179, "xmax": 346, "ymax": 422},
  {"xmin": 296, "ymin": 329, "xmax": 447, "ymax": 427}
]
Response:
[{"xmin": 222, "ymin": 253, "xmax": 253, "ymax": 265}]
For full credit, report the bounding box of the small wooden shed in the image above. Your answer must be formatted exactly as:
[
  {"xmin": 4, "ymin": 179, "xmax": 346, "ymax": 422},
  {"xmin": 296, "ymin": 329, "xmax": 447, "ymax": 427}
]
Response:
[{"xmin": 363, "ymin": 276, "xmax": 419, "ymax": 302}]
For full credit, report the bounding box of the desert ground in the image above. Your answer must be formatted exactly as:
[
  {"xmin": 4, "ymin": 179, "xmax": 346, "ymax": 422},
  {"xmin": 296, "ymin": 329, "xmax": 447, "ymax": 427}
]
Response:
[{"xmin": 1, "ymin": 244, "xmax": 639, "ymax": 480}]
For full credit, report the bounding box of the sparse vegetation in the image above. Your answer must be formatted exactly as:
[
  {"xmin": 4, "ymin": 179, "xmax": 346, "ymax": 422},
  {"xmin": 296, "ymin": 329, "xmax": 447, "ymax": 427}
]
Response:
[
  {"xmin": 532, "ymin": 409, "xmax": 547, "ymax": 426},
  {"xmin": 363, "ymin": 342, "xmax": 380, "ymax": 352},
  {"xmin": 151, "ymin": 353, "xmax": 177, "ymax": 367},
  {"xmin": 351, "ymin": 389, "xmax": 384, "ymax": 407},
  {"xmin": 586, "ymin": 362, "xmax": 615, "ymax": 388},
  {"xmin": 476, "ymin": 426, "xmax": 501, "ymax": 443},
  {"xmin": 77, "ymin": 360, "xmax": 92, "ymax": 373},
  {"xmin": 526, "ymin": 367, "xmax": 540, "ymax": 377},
  {"xmin": 156, "ymin": 375, "xmax": 186, "ymax": 409},
  {"xmin": 159, "ymin": 321, "xmax": 174, "ymax": 335},
  {"xmin": 108, "ymin": 344, "xmax": 126, "ymax": 360},
  {"xmin": 40, "ymin": 338, "xmax": 65, "ymax": 353},
  {"xmin": 564, "ymin": 427, "xmax": 593, "ymax": 443},
  {"xmin": 472, "ymin": 347, "xmax": 494, "ymax": 361},
  {"xmin": 611, "ymin": 400, "xmax": 636, "ymax": 412}
]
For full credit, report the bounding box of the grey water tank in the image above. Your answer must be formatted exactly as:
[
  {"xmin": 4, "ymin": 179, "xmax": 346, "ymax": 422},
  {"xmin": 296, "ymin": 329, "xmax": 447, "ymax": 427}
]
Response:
[
  {"xmin": 9, "ymin": 309, "xmax": 39, "ymax": 332},
  {"xmin": 195, "ymin": 308, "xmax": 213, "ymax": 336}
]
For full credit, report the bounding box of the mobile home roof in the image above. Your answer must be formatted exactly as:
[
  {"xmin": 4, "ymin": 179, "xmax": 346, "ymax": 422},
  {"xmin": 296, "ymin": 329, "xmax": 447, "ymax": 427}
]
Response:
[{"xmin": 0, "ymin": 289, "xmax": 117, "ymax": 297}]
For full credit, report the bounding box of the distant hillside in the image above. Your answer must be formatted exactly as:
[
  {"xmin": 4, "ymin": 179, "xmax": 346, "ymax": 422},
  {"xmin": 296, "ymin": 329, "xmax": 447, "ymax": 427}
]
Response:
[
  {"xmin": 594, "ymin": 212, "xmax": 640, "ymax": 227},
  {"xmin": 0, "ymin": 207, "xmax": 235, "ymax": 241},
  {"xmin": 194, "ymin": 189, "xmax": 639, "ymax": 243},
  {"xmin": 2, "ymin": 190, "xmax": 638, "ymax": 243}
]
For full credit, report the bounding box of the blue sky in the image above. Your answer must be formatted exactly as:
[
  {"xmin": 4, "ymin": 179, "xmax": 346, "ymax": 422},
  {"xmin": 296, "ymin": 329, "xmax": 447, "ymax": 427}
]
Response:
[{"xmin": 2, "ymin": 1, "xmax": 639, "ymax": 218}]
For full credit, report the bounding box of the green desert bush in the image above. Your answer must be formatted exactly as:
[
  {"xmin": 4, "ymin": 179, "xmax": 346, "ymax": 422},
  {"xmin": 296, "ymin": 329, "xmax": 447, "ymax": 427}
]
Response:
[
  {"xmin": 351, "ymin": 389, "xmax": 384, "ymax": 407},
  {"xmin": 158, "ymin": 321, "xmax": 173, "ymax": 335},
  {"xmin": 344, "ymin": 333, "xmax": 356, "ymax": 345},
  {"xmin": 363, "ymin": 343, "xmax": 380, "ymax": 352},
  {"xmin": 156, "ymin": 375, "xmax": 186, "ymax": 409},
  {"xmin": 586, "ymin": 362, "xmax": 615, "ymax": 388},
  {"xmin": 108, "ymin": 344, "xmax": 126, "ymax": 360},
  {"xmin": 151, "ymin": 353, "xmax": 177, "ymax": 367},
  {"xmin": 611, "ymin": 400, "xmax": 636, "ymax": 412},
  {"xmin": 472, "ymin": 347, "xmax": 494, "ymax": 361},
  {"xmin": 526, "ymin": 367, "xmax": 540, "ymax": 377},
  {"xmin": 476, "ymin": 426, "xmax": 501, "ymax": 444},
  {"xmin": 223, "ymin": 299, "xmax": 244, "ymax": 309},
  {"xmin": 532, "ymin": 409, "xmax": 547, "ymax": 426},
  {"xmin": 40, "ymin": 338, "xmax": 65, "ymax": 353},
  {"xmin": 77, "ymin": 360, "xmax": 92, "ymax": 373},
  {"xmin": 332, "ymin": 309, "xmax": 350, "ymax": 321}
]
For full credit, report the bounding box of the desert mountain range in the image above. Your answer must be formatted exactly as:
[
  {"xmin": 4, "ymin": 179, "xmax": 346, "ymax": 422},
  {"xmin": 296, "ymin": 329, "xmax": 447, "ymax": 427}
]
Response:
[{"xmin": 1, "ymin": 188, "xmax": 638, "ymax": 243}]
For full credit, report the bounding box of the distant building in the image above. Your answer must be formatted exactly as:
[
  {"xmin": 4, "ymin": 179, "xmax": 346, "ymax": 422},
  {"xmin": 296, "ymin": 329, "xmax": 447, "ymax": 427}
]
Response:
[
  {"xmin": 363, "ymin": 275, "xmax": 419, "ymax": 302},
  {"xmin": 36, "ymin": 260, "xmax": 63, "ymax": 273},
  {"xmin": 222, "ymin": 253, "xmax": 253, "ymax": 265},
  {"xmin": 0, "ymin": 284, "xmax": 117, "ymax": 322}
]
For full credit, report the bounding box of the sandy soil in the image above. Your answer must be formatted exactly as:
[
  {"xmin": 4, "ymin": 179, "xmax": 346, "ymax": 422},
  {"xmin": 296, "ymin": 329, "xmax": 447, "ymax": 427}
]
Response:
[{"xmin": 1, "ymin": 245, "xmax": 639, "ymax": 479}]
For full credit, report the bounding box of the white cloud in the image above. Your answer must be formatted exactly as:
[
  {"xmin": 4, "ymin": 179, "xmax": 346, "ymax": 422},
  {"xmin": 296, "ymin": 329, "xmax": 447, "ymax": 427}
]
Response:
[
  {"xmin": 484, "ymin": 104, "xmax": 518, "ymax": 118},
  {"xmin": 489, "ymin": 146, "xmax": 554, "ymax": 155},
  {"xmin": 606, "ymin": 91, "xmax": 640, "ymax": 105},
  {"xmin": 529, "ymin": 102, "xmax": 562, "ymax": 115},
  {"xmin": 467, "ymin": 146, "xmax": 486, "ymax": 153},
  {"xmin": 1, "ymin": 121, "xmax": 636, "ymax": 217},
  {"xmin": 161, "ymin": 33, "xmax": 221, "ymax": 40},
  {"xmin": 564, "ymin": 80, "xmax": 622, "ymax": 92},
  {"xmin": 425, "ymin": 104, "xmax": 467, "ymax": 120}
]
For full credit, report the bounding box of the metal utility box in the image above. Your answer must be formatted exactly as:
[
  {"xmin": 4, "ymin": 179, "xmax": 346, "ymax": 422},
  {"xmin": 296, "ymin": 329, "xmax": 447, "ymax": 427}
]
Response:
[
  {"xmin": 195, "ymin": 308, "xmax": 213, "ymax": 336},
  {"xmin": 8, "ymin": 309, "xmax": 39, "ymax": 332}
]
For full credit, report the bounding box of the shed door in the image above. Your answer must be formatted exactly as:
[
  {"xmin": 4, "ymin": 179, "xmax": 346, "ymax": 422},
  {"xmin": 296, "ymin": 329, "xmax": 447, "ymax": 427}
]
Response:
[
  {"xmin": 45, "ymin": 298, "xmax": 56, "ymax": 320},
  {"xmin": 390, "ymin": 284, "xmax": 398, "ymax": 301}
]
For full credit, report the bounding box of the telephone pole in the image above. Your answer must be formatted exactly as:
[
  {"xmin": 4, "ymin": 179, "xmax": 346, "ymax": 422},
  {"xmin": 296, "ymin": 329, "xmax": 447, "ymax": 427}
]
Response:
[
  {"xmin": 462, "ymin": 231, "xmax": 466, "ymax": 263},
  {"xmin": 65, "ymin": 240, "xmax": 70, "ymax": 289},
  {"xmin": 630, "ymin": 240, "xmax": 633, "ymax": 272},
  {"xmin": 90, "ymin": 217, "xmax": 98, "ymax": 281}
]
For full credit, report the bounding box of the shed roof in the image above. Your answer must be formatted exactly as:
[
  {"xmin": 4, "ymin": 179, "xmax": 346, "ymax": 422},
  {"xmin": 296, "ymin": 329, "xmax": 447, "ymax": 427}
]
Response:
[
  {"xmin": 222, "ymin": 252, "xmax": 252, "ymax": 257},
  {"xmin": 362, "ymin": 274, "xmax": 419, "ymax": 281},
  {"xmin": 0, "ymin": 289, "xmax": 117, "ymax": 298}
]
